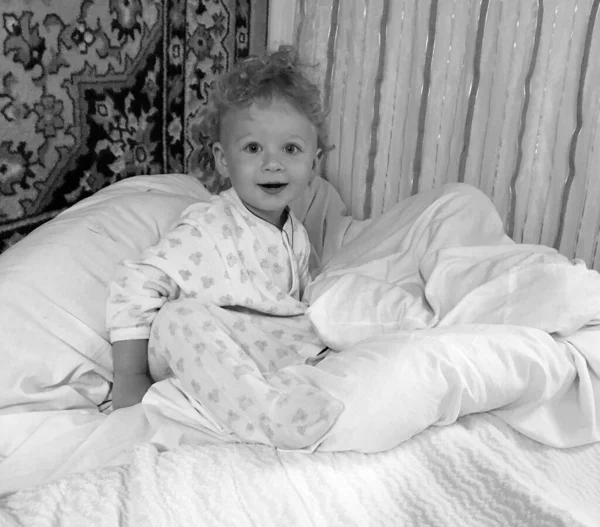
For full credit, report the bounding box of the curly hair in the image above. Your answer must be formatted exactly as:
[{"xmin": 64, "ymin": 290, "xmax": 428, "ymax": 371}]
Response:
[{"xmin": 196, "ymin": 45, "xmax": 331, "ymax": 173}]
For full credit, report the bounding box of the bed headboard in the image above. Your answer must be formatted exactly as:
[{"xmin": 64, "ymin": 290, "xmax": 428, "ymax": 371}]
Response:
[{"xmin": 269, "ymin": 0, "xmax": 600, "ymax": 272}]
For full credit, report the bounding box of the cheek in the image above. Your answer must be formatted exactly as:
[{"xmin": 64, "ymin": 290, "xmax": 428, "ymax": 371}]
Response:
[
  {"xmin": 296, "ymin": 158, "xmax": 316, "ymax": 175},
  {"xmin": 289, "ymin": 166, "xmax": 315, "ymax": 187},
  {"xmin": 228, "ymin": 159, "xmax": 257, "ymax": 182}
]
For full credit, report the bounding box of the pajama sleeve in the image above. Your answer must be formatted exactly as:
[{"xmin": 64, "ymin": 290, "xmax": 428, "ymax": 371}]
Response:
[
  {"xmin": 106, "ymin": 216, "xmax": 207, "ymax": 343},
  {"xmin": 106, "ymin": 257, "xmax": 180, "ymax": 342}
]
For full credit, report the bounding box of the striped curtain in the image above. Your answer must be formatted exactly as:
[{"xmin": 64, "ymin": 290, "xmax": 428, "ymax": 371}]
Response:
[{"xmin": 268, "ymin": 0, "xmax": 600, "ymax": 271}]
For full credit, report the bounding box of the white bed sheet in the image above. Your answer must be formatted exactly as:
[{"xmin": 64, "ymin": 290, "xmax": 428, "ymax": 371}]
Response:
[{"xmin": 0, "ymin": 405, "xmax": 151, "ymax": 498}]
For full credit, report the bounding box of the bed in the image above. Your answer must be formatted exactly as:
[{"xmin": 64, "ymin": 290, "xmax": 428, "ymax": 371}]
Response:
[
  {"xmin": 1, "ymin": 172, "xmax": 600, "ymax": 526},
  {"xmin": 3, "ymin": 0, "xmax": 600, "ymax": 522}
]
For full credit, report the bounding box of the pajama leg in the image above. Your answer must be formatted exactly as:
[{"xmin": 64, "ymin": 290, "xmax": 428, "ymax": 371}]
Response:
[
  {"xmin": 148, "ymin": 330, "xmax": 173, "ymax": 382},
  {"xmin": 149, "ymin": 298, "xmax": 343, "ymax": 450}
]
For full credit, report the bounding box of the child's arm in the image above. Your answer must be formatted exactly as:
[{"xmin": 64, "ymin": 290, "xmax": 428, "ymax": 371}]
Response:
[
  {"xmin": 106, "ymin": 205, "xmax": 210, "ymax": 343},
  {"xmin": 107, "ymin": 257, "xmax": 178, "ymax": 409},
  {"xmin": 111, "ymin": 339, "xmax": 152, "ymax": 409},
  {"xmin": 107, "ymin": 228, "xmax": 191, "ymax": 409},
  {"xmin": 106, "ymin": 207, "xmax": 209, "ymax": 409}
]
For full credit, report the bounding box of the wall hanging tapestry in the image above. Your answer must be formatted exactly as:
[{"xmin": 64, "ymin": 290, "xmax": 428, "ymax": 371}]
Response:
[{"xmin": 0, "ymin": 0, "xmax": 269, "ymax": 253}]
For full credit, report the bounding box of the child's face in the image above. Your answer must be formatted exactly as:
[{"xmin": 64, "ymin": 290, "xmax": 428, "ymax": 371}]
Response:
[{"xmin": 212, "ymin": 97, "xmax": 321, "ymax": 226}]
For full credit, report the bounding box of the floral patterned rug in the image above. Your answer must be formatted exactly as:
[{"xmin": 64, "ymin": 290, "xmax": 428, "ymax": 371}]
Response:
[{"xmin": 0, "ymin": 0, "xmax": 268, "ymax": 253}]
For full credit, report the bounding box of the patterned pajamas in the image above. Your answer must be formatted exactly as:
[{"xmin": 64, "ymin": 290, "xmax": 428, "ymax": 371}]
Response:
[{"xmin": 107, "ymin": 189, "xmax": 342, "ymax": 449}]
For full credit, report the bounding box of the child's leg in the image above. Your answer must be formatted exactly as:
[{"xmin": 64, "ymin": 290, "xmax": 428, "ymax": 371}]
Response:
[
  {"xmin": 148, "ymin": 298, "xmax": 343, "ymax": 450},
  {"xmin": 147, "ymin": 333, "xmax": 173, "ymax": 382}
]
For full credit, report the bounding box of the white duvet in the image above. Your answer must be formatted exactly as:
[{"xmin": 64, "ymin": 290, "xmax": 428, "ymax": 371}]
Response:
[{"xmin": 295, "ymin": 183, "xmax": 600, "ymax": 452}]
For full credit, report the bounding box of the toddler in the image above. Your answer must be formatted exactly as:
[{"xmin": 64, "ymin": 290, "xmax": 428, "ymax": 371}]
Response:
[{"xmin": 106, "ymin": 46, "xmax": 342, "ymax": 449}]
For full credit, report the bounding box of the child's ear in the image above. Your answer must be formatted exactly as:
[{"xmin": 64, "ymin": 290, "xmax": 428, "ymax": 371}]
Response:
[
  {"xmin": 212, "ymin": 142, "xmax": 228, "ymax": 177},
  {"xmin": 311, "ymin": 149, "xmax": 323, "ymax": 172}
]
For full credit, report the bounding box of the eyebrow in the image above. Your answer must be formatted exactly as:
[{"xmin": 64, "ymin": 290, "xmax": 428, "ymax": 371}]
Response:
[{"xmin": 233, "ymin": 132, "xmax": 310, "ymax": 144}]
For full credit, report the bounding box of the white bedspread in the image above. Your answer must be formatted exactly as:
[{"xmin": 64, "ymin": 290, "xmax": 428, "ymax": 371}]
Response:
[{"xmin": 2, "ymin": 414, "xmax": 599, "ymax": 527}]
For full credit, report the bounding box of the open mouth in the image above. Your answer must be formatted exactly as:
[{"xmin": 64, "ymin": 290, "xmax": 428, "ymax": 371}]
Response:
[{"xmin": 258, "ymin": 183, "xmax": 287, "ymax": 194}]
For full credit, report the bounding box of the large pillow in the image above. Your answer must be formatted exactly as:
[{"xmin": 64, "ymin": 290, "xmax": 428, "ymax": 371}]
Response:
[
  {"xmin": 0, "ymin": 174, "xmax": 352, "ymax": 413},
  {"xmin": 0, "ymin": 175, "xmax": 211, "ymax": 413}
]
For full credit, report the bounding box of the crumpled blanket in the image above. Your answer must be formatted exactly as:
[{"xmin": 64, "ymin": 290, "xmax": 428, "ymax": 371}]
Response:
[
  {"xmin": 298, "ymin": 183, "xmax": 600, "ymax": 451},
  {"xmin": 305, "ymin": 182, "xmax": 600, "ymax": 345}
]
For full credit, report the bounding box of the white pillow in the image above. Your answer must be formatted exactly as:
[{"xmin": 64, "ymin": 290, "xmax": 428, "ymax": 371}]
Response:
[{"xmin": 0, "ymin": 175, "xmax": 211, "ymax": 412}]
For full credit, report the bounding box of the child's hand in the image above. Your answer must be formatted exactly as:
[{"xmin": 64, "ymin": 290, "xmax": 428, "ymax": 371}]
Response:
[{"xmin": 112, "ymin": 372, "xmax": 153, "ymax": 409}]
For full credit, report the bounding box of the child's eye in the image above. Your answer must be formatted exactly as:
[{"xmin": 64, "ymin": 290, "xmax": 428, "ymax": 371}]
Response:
[
  {"xmin": 244, "ymin": 142, "xmax": 261, "ymax": 153},
  {"xmin": 284, "ymin": 143, "xmax": 301, "ymax": 154}
]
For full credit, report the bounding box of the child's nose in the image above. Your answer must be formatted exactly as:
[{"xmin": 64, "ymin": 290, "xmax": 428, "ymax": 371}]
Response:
[{"xmin": 262, "ymin": 151, "xmax": 284, "ymax": 171}]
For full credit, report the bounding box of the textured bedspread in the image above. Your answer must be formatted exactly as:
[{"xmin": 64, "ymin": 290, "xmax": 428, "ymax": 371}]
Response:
[{"xmin": 2, "ymin": 414, "xmax": 599, "ymax": 527}]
